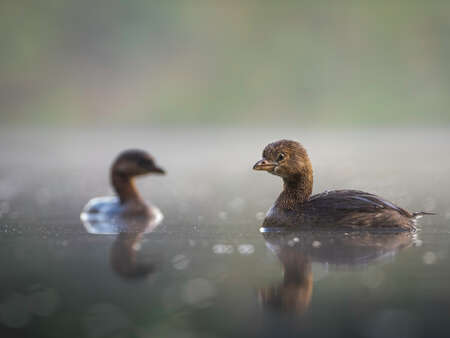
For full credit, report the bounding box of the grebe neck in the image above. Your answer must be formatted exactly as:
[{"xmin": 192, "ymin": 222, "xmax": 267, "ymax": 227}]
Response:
[
  {"xmin": 276, "ymin": 167, "xmax": 313, "ymax": 209},
  {"xmin": 111, "ymin": 172, "xmax": 142, "ymax": 204}
]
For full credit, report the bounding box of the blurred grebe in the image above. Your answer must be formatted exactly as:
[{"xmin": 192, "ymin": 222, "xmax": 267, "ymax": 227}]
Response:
[
  {"xmin": 80, "ymin": 149, "xmax": 165, "ymax": 227},
  {"xmin": 253, "ymin": 139, "xmax": 433, "ymax": 231}
]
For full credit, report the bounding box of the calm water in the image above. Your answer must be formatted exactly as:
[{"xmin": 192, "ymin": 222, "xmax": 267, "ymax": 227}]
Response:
[{"xmin": 0, "ymin": 127, "xmax": 449, "ymax": 338}]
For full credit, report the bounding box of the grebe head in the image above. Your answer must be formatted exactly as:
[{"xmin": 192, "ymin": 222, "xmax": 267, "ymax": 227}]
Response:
[
  {"xmin": 253, "ymin": 139, "xmax": 311, "ymax": 180},
  {"xmin": 112, "ymin": 149, "xmax": 165, "ymax": 178}
]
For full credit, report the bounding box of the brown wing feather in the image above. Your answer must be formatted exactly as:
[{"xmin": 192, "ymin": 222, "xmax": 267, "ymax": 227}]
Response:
[{"xmin": 307, "ymin": 190, "xmax": 412, "ymax": 218}]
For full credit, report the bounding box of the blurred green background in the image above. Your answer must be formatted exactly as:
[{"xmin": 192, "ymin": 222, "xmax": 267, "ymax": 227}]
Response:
[{"xmin": 1, "ymin": 0, "xmax": 450, "ymax": 127}]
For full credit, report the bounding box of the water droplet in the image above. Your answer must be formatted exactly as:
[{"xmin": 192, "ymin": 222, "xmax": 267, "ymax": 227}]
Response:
[
  {"xmin": 172, "ymin": 254, "xmax": 190, "ymax": 270},
  {"xmin": 414, "ymin": 239, "xmax": 423, "ymax": 247},
  {"xmin": 212, "ymin": 244, "xmax": 234, "ymax": 254},
  {"xmin": 237, "ymin": 244, "xmax": 254, "ymax": 255},
  {"xmin": 312, "ymin": 241, "xmax": 321, "ymax": 248},
  {"xmin": 132, "ymin": 242, "xmax": 142, "ymax": 251},
  {"xmin": 423, "ymin": 251, "xmax": 437, "ymax": 265}
]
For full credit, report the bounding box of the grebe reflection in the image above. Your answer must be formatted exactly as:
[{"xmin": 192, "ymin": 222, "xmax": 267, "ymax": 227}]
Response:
[
  {"xmin": 82, "ymin": 213, "xmax": 162, "ymax": 280},
  {"xmin": 260, "ymin": 231, "xmax": 416, "ymax": 315}
]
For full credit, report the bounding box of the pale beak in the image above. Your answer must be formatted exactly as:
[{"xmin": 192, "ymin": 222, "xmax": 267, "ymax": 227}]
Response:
[{"xmin": 253, "ymin": 159, "xmax": 277, "ymax": 171}]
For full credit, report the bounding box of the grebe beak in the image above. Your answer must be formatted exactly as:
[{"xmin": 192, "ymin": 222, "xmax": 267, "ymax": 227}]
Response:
[
  {"xmin": 151, "ymin": 165, "xmax": 165, "ymax": 175},
  {"xmin": 253, "ymin": 159, "xmax": 276, "ymax": 171}
]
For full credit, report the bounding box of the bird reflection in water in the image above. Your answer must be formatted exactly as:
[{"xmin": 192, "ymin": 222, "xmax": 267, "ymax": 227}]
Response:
[
  {"xmin": 260, "ymin": 230, "xmax": 416, "ymax": 315},
  {"xmin": 82, "ymin": 213, "xmax": 162, "ymax": 280}
]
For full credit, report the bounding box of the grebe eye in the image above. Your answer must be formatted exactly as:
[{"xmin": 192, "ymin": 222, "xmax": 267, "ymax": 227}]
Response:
[
  {"xmin": 138, "ymin": 159, "xmax": 150, "ymax": 167},
  {"xmin": 277, "ymin": 153, "xmax": 285, "ymax": 162}
]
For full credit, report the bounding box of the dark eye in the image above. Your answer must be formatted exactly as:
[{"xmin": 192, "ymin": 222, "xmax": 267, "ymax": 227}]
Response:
[
  {"xmin": 138, "ymin": 159, "xmax": 150, "ymax": 167},
  {"xmin": 277, "ymin": 153, "xmax": 285, "ymax": 162}
]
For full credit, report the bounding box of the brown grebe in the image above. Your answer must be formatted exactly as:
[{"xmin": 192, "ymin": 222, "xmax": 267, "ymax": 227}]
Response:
[
  {"xmin": 81, "ymin": 149, "xmax": 165, "ymax": 228},
  {"xmin": 253, "ymin": 140, "xmax": 433, "ymax": 231}
]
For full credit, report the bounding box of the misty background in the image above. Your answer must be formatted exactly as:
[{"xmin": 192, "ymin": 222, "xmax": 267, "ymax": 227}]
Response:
[{"xmin": 1, "ymin": 0, "xmax": 450, "ymax": 127}]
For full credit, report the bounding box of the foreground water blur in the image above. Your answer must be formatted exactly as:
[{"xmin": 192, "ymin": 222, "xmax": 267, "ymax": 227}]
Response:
[{"xmin": 0, "ymin": 127, "xmax": 449, "ymax": 338}]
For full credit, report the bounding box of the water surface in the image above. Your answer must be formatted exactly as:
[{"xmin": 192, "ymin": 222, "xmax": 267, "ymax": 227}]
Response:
[{"xmin": 0, "ymin": 128, "xmax": 449, "ymax": 338}]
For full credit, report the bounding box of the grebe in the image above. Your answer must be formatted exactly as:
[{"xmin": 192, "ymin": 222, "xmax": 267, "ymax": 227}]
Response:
[
  {"xmin": 81, "ymin": 149, "xmax": 164, "ymax": 227},
  {"xmin": 253, "ymin": 140, "xmax": 433, "ymax": 231}
]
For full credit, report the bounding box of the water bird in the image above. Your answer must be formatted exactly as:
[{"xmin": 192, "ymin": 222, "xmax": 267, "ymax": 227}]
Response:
[
  {"xmin": 253, "ymin": 140, "xmax": 433, "ymax": 231},
  {"xmin": 81, "ymin": 149, "xmax": 165, "ymax": 224}
]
